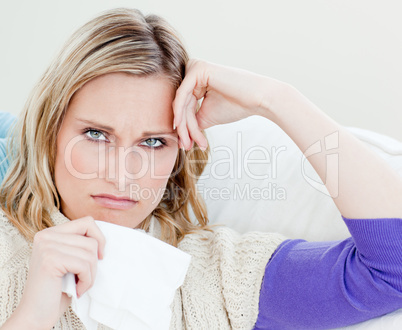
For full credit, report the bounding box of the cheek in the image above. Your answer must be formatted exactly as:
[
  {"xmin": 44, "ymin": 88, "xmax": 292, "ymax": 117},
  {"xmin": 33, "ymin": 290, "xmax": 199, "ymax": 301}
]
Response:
[
  {"xmin": 135, "ymin": 150, "xmax": 178, "ymax": 203},
  {"xmin": 149, "ymin": 149, "xmax": 178, "ymax": 181},
  {"xmin": 127, "ymin": 148, "xmax": 177, "ymax": 179},
  {"xmin": 71, "ymin": 141, "xmax": 102, "ymax": 175},
  {"xmin": 56, "ymin": 136, "xmax": 102, "ymax": 181}
]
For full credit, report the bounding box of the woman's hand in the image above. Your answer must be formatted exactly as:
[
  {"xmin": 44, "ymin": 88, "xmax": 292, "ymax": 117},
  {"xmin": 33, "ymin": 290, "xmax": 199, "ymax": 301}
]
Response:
[
  {"xmin": 174, "ymin": 60, "xmax": 402, "ymax": 220},
  {"xmin": 172, "ymin": 59, "xmax": 286, "ymax": 150},
  {"xmin": 6, "ymin": 216, "xmax": 105, "ymax": 329}
]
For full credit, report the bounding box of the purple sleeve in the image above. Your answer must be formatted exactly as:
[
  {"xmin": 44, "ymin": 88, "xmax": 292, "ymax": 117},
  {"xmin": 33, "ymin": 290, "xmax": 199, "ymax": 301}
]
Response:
[{"xmin": 253, "ymin": 216, "xmax": 402, "ymax": 329}]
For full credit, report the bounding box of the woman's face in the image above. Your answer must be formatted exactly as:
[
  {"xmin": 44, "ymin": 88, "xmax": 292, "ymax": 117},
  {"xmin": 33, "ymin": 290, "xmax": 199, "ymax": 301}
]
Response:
[{"xmin": 54, "ymin": 73, "xmax": 179, "ymax": 228}]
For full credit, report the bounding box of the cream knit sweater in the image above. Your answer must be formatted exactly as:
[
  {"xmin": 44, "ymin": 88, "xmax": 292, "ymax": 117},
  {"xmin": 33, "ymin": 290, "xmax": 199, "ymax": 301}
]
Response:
[{"xmin": 0, "ymin": 208, "xmax": 286, "ymax": 329}]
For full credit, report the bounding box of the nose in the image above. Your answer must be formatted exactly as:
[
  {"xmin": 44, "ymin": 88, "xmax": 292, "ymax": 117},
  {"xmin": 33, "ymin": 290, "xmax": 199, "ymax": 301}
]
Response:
[{"xmin": 100, "ymin": 145, "xmax": 149, "ymax": 191}]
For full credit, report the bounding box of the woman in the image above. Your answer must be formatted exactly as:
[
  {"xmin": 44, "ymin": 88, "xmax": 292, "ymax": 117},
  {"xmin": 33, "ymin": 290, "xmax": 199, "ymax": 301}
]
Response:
[{"xmin": 1, "ymin": 7, "xmax": 402, "ymax": 330}]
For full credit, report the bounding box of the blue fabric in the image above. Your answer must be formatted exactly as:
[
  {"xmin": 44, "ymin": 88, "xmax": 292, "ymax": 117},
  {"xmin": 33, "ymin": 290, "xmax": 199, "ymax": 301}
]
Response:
[
  {"xmin": 254, "ymin": 216, "xmax": 402, "ymax": 329},
  {"xmin": 0, "ymin": 112, "xmax": 17, "ymax": 183},
  {"xmin": 0, "ymin": 112, "xmax": 16, "ymax": 138}
]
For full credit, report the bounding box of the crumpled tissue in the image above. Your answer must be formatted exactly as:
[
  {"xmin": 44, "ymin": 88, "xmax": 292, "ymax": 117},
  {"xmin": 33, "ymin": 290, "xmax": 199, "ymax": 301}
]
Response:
[{"xmin": 61, "ymin": 220, "xmax": 191, "ymax": 330}]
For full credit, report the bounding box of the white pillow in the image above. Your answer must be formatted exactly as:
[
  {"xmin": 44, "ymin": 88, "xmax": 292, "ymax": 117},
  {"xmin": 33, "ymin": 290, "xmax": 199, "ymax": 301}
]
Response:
[
  {"xmin": 195, "ymin": 115, "xmax": 402, "ymax": 329},
  {"xmin": 197, "ymin": 115, "xmax": 402, "ymax": 241}
]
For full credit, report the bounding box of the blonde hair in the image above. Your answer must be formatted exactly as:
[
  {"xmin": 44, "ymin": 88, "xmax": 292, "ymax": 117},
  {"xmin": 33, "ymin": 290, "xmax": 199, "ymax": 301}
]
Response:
[{"xmin": 0, "ymin": 8, "xmax": 210, "ymax": 246}]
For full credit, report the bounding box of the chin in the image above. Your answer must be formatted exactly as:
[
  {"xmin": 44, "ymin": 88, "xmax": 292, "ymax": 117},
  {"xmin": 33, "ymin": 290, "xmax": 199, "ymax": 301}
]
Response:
[{"xmin": 93, "ymin": 211, "xmax": 143, "ymax": 228}]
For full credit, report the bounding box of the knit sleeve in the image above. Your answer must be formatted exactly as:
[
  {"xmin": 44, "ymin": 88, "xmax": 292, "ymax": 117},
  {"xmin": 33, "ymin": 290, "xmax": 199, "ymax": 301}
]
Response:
[
  {"xmin": 0, "ymin": 212, "xmax": 99, "ymax": 329},
  {"xmin": 254, "ymin": 217, "xmax": 402, "ymax": 329},
  {"xmin": 176, "ymin": 227, "xmax": 287, "ymax": 329},
  {"xmin": 0, "ymin": 210, "xmax": 31, "ymax": 326}
]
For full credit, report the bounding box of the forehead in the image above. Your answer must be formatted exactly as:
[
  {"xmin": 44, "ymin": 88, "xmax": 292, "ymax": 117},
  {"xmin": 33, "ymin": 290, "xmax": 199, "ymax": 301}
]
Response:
[{"xmin": 67, "ymin": 73, "xmax": 176, "ymax": 127}]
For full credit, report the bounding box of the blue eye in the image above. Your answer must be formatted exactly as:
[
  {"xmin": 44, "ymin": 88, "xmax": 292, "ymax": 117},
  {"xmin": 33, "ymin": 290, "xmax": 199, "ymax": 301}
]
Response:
[
  {"xmin": 142, "ymin": 138, "xmax": 166, "ymax": 150},
  {"xmin": 84, "ymin": 129, "xmax": 107, "ymax": 142},
  {"xmin": 82, "ymin": 128, "xmax": 166, "ymax": 149}
]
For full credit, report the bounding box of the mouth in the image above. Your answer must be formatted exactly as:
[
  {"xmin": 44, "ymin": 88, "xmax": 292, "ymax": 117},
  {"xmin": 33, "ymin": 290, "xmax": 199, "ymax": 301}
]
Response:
[{"xmin": 91, "ymin": 194, "xmax": 138, "ymax": 210}]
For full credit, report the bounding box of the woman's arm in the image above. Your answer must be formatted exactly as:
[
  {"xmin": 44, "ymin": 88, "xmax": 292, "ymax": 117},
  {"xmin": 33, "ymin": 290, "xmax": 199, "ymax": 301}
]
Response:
[
  {"xmin": 0, "ymin": 216, "xmax": 105, "ymax": 329},
  {"xmin": 259, "ymin": 83, "xmax": 402, "ymax": 219},
  {"xmin": 174, "ymin": 60, "xmax": 402, "ymax": 328},
  {"xmin": 251, "ymin": 82, "xmax": 402, "ymax": 328},
  {"xmin": 1, "ymin": 308, "xmax": 40, "ymax": 330},
  {"xmin": 254, "ymin": 215, "xmax": 402, "ymax": 329},
  {"xmin": 173, "ymin": 60, "xmax": 402, "ymax": 219}
]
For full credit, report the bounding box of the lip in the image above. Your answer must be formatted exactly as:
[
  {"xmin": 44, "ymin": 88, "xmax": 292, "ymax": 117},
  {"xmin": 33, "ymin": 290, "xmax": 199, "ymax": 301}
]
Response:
[{"xmin": 91, "ymin": 194, "xmax": 138, "ymax": 210}]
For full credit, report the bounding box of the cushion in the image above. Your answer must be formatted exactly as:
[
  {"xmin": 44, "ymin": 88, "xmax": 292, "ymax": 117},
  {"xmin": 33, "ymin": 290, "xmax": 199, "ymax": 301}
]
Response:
[
  {"xmin": 197, "ymin": 115, "xmax": 402, "ymax": 241},
  {"xmin": 194, "ymin": 115, "xmax": 402, "ymax": 329}
]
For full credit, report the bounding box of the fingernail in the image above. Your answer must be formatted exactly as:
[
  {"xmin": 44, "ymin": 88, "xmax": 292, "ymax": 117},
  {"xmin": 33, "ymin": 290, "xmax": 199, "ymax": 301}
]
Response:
[
  {"xmin": 200, "ymin": 145, "xmax": 207, "ymax": 151},
  {"xmin": 173, "ymin": 121, "xmax": 176, "ymax": 130}
]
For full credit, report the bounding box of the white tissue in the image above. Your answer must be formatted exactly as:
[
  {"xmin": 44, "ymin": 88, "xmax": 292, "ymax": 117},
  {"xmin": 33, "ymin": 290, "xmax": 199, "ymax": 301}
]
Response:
[{"xmin": 61, "ymin": 220, "xmax": 191, "ymax": 330}]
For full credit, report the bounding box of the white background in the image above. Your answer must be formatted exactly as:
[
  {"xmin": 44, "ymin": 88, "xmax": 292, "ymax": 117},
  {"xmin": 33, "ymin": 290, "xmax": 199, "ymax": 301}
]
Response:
[{"xmin": 1, "ymin": 0, "xmax": 401, "ymax": 141}]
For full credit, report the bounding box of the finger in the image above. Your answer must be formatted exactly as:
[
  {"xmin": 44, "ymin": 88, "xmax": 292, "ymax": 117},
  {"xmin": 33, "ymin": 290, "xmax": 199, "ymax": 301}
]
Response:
[
  {"xmin": 173, "ymin": 59, "xmax": 209, "ymax": 129},
  {"xmin": 47, "ymin": 242, "xmax": 97, "ymax": 289},
  {"xmin": 71, "ymin": 259, "xmax": 92, "ymax": 298},
  {"xmin": 176, "ymin": 99, "xmax": 192, "ymax": 150},
  {"xmin": 178, "ymin": 135, "xmax": 193, "ymax": 150},
  {"xmin": 174, "ymin": 80, "xmax": 195, "ymax": 128},
  {"xmin": 195, "ymin": 94, "xmax": 219, "ymax": 130},
  {"xmin": 58, "ymin": 247, "xmax": 97, "ymax": 297},
  {"xmin": 33, "ymin": 239, "xmax": 96, "ymax": 298},
  {"xmin": 178, "ymin": 136, "xmax": 185, "ymax": 150},
  {"xmin": 42, "ymin": 232, "xmax": 101, "ymax": 260},
  {"xmin": 50, "ymin": 216, "xmax": 106, "ymax": 259},
  {"xmin": 185, "ymin": 98, "xmax": 208, "ymax": 150}
]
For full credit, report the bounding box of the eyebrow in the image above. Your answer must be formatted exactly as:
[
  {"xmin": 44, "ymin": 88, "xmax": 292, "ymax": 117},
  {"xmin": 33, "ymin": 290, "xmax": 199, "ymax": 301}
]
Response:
[{"xmin": 75, "ymin": 118, "xmax": 176, "ymax": 136}]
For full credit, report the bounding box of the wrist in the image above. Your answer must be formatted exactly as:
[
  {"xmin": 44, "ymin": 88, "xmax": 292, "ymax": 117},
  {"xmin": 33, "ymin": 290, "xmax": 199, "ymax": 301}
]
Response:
[
  {"xmin": 256, "ymin": 78, "xmax": 297, "ymax": 123},
  {"xmin": 2, "ymin": 305, "xmax": 45, "ymax": 330}
]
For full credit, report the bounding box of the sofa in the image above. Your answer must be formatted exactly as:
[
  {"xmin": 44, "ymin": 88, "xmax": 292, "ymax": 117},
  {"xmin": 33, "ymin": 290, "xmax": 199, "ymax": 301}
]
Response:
[{"xmin": 196, "ymin": 115, "xmax": 402, "ymax": 329}]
